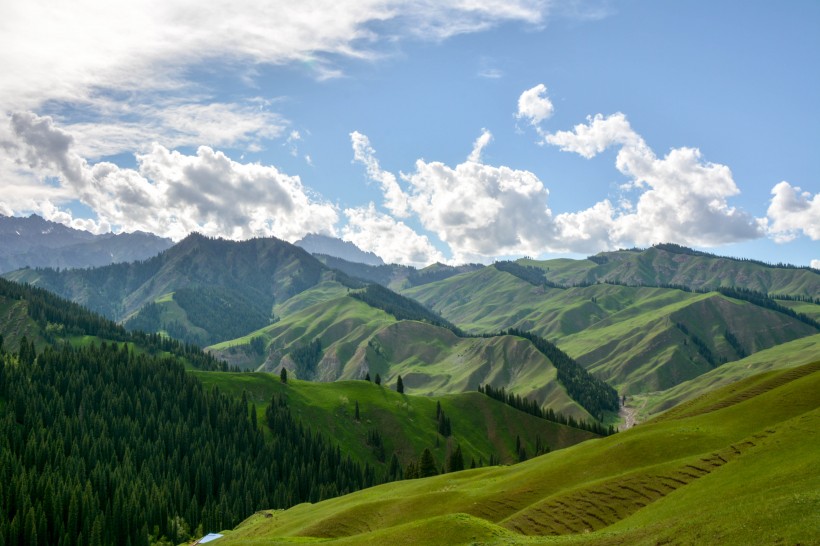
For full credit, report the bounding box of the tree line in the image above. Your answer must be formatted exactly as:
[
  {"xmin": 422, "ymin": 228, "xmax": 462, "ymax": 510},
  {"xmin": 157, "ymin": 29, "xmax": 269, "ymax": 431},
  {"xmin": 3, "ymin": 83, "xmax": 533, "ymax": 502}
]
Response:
[
  {"xmin": 0, "ymin": 341, "xmax": 386, "ymax": 546},
  {"xmin": 478, "ymin": 384, "xmax": 617, "ymax": 436}
]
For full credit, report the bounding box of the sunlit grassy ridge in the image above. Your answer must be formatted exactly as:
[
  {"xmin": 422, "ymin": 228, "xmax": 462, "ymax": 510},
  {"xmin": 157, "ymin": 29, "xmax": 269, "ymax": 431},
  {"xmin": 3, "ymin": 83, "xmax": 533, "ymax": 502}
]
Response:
[
  {"xmin": 192, "ymin": 372, "xmax": 598, "ymax": 470},
  {"xmin": 209, "ymin": 293, "xmax": 593, "ymax": 420},
  {"xmin": 215, "ymin": 361, "xmax": 820, "ymax": 545},
  {"xmin": 405, "ymin": 267, "xmax": 817, "ymax": 394},
  {"xmin": 635, "ymin": 333, "xmax": 820, "ymax": 420}
]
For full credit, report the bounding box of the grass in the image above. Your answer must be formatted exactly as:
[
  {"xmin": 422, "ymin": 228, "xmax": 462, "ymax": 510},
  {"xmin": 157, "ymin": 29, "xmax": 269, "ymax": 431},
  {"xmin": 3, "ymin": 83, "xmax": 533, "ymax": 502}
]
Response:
[
  {"xmin": 215, "ymin": 361, "xmax": 820, "ymax": 545},
  {"xmin": 635, "ymin": 333, "xmax": 820, "ymax": 420},
  {"xmin": 406, "ymin": 269, "xmax": 818, "ymax": 395},
  {"xmin": 208, "ymin": 292, "xmax": 593, "ymax": 421},
  {"xmin": 193, "ymin": 372, "xmax": 599, "ymax": 470}
]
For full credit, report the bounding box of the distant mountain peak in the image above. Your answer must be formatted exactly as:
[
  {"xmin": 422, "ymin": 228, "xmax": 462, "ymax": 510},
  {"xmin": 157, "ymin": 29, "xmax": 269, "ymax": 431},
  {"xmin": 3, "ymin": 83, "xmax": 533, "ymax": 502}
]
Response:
[
  {"xmin": 0, "ymin": 214, "xmax": 173, "ymax": 273},
  {"xmin": 296, "ymin": 233, "xmax": 385, "ymax": 266}
]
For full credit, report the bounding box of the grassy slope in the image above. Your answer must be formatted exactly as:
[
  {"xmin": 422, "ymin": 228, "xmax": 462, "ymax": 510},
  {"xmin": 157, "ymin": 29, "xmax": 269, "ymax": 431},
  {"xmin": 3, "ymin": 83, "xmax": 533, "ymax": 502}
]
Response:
[
  {"xmin": 406, "ymin": 268, "xmax": 816, "ymax": 394},
  {"xmin": 528, "ymin": 246, "xmax": 820, "ymax": 296},
  {"xmin": 635, "ymin": 333, "xmax": 820, "ymax": 420},
  {"xmin": 208, "ymin": 293, "xmax": 592, "ymax": 420},
  {"xmin": 192, "ymin": 372, "xmax": 598, "ymax": 471},
  {"xmin": 216, "ymin": 361, "xmax": 820, "ymax": 545}
]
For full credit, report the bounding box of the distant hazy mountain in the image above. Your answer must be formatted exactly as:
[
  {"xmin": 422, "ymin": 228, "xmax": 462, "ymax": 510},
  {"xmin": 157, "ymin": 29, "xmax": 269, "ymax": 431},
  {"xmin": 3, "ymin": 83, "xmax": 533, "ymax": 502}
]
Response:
[
  {"xmin": 0, "ymin": 214, "xmax": 173, "ymax": 273},
  {"xmin": 295, "ymin": 233, "xmax": 385, "ymax": 266}
]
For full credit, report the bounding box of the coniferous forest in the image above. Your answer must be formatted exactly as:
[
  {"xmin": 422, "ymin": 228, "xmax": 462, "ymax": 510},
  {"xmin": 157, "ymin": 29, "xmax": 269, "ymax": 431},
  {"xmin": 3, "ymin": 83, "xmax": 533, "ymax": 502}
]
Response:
[{"xmin": 0, "ymin": 342, "xmax": 380, "ymax": 546}]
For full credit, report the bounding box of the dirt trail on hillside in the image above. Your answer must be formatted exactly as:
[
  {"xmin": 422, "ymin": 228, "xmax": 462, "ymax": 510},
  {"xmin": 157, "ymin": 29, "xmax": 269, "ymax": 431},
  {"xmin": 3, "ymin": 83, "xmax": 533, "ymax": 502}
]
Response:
[{"xmin": 619, "ymin": 398, "xmax": 646, "ymax": 430}]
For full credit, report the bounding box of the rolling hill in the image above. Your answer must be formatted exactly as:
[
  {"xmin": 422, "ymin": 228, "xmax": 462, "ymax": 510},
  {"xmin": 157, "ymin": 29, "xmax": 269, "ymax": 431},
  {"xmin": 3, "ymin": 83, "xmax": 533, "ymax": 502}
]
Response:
[
  {"xmin": 208, "ymin": 289, "xmax": 606, "ymax": 422},
  {"xmin": 192, "ymin": 372, "xmax": 601, "ymax": 472},
  {"xmin": 213, "ymin": 359, "xmax": 820, "ymax": 545},
  {"xmin": 405, "ymin": 264, "xmax": 819, "ymax": 394}
]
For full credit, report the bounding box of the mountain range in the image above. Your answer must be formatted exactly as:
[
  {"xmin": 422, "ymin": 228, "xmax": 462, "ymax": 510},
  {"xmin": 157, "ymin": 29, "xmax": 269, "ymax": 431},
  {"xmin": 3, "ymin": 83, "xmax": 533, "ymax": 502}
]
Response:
[
  {"xmin": 1, "ymin": 232, "xmax": 818, "ymax": 544},
  {"xmin": 0, "ymin": 213, "xmax": 173, "ymax": 273}
]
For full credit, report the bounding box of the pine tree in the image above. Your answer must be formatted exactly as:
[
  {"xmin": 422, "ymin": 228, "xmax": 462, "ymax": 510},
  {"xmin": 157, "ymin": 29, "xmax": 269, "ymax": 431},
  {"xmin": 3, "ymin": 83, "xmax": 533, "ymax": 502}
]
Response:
[
  {"xmin": 365, "ymin": 372, "xmax": 371, "ymax": 382},
  {"xmin": 375, "ymin": 373, "xmax": 381, "ymax": 386},
  {"xmin": 280, "ymin": 367, "xmax": 288, "ymax": 384},
  {"xmin": 396, "ymin": 375, "xmax": 404, "ymax": 394},
  {"xmin": 418, "ymin": 448, "xmax": 438, "ymax": 478},
  {"xmin": 447, "ymin": 445, "xmax": 464, "ymax": 473}
]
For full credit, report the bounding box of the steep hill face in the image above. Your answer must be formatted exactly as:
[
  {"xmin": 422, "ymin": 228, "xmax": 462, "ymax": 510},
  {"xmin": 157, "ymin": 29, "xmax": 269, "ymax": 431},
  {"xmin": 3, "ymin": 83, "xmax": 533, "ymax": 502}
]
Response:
[
  {"xmin": 209, "ymin": 291, "xmax": 602, "ymax": 422},
  {"xmin": 0, "ymin": 213, "xmax": 172, "ymax": 273},
  {"xmin": 4, "ymin": 233, "xmax": 327, "ymax": 325},
  {"xmin": 405, "ymin": 264, "xmax": 819, "ymax": 394}
]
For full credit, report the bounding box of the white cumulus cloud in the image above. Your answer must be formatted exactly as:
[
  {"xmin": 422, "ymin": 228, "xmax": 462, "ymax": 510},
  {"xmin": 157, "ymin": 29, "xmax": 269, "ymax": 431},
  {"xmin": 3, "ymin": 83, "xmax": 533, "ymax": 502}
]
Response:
[
  {"xmin": 352, "ymin": 130, "xmax": 557, "ymax": 262},
  {"xmin": 516, "ymin": 83, "xmax": 554, "ymax": 127},
  {"xmin": 811, "ymin": 259, "xmax": 820, "ymax": 270},
  {"xmin": 3, "ymin": 112, "xmax": 338, "ymax": 241},
  {"xmin": 342, "ymin": 204, "xmax": 445, "ymax": 267},
  {"xmin": 766, "ymin": 182, "xmax": 820, "ymax": 242},
  {"xmin": 544, "ymin": 112, "xmax": 764, "ymax": 248}
]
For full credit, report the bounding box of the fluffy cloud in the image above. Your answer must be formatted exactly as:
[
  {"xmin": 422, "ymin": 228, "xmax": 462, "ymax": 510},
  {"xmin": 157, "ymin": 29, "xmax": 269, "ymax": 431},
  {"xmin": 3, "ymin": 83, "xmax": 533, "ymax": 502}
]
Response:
[
  {"xmin": 766, "ymin": 182, "xmax": 820, "ymax": 242},
  {"xmin": 342, "ymin": 204, "xmax": 445, "ymax": 267},
  {"xmin": 350, "ymin": 131, "xmax": 409, "ymax": 217},
  {"xmin": 545, "ymin": 112, "xmax": 764, "ymax": 248},
  {"xmin": 811, "ymin": 259, "xmax": 820, "ymax": 270},
  {"xmin": 515, "ymin": 84, "xmax": 554, "ymax": 126},
  {"xmin": 3, "ymin": 112, "xmax": 337, "ymax": 241},
  {"xmin": 352, "ymin": 130, "xmax": 556, "ymax": 262}
]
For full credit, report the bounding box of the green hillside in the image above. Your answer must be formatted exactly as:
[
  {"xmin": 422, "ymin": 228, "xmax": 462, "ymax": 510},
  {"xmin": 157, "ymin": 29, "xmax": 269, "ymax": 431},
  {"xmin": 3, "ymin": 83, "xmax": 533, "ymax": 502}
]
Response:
[
  {"xmin": 208, "ymin": 293, "xmax": 597, "ymax": 421},
  {"xmin": 540, "ymin": 244, "xmax": 820, "ymax": 296},
  {"xmin": 406, "ymin": 267, "xmax": 818, "ymax": 394},
  {"xmin": 635, "ymin": 333, "xmax": 820, "ymax": 420},
  {"xmin": 215, "ymin": 360, "xmax": 820, "ymax": 545},
  {"xmin": 193, "ymin": 372, "xmax": 600, "ymax": 471}
]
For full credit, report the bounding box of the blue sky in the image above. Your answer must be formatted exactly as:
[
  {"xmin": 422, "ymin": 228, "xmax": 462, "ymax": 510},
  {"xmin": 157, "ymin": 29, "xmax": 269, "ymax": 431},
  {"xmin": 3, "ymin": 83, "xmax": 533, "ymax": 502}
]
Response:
[{"xmin": 1, "ymin": 0, "xmax": 817, "ymax": 267}]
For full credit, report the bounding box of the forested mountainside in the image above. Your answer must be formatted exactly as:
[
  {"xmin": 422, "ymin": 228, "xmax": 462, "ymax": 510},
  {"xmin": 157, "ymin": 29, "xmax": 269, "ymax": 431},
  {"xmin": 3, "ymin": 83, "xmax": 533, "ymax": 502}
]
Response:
[{"xmin": 0, "ymin": 214, "xmax": 171, "ymax": 273}]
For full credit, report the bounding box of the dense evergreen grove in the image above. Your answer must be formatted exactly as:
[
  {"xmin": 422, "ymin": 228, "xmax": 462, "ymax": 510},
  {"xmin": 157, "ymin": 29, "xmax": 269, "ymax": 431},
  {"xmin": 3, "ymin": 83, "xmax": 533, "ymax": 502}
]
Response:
[
  {"xmin": 350, "ymin": 284, "xmax": 461, "ymax": 334},
  {"xmin": 289, "ymin": 340, "xmax": 322, "ymax": 380},
  {"xmin": 125, "ymin": 286, "xmax": 273, "ymax": 346},
  {"xmin": 0, "ymin": 342, "xmax": 382, "ymax": 546},
  {"xmin": 502, "ymin": 329, "xmax": 619, "ymax": 420},
  {"xmin": 478, "ymin": 384, "xmax": 617, "ymax": 436}
]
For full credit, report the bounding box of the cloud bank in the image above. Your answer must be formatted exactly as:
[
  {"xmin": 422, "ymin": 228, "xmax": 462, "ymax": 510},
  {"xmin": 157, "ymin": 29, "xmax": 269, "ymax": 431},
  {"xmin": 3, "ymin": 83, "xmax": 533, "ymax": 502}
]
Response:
[{"xmin": 4, "ymin": 112, "xmax": 337, "ymax": 241}]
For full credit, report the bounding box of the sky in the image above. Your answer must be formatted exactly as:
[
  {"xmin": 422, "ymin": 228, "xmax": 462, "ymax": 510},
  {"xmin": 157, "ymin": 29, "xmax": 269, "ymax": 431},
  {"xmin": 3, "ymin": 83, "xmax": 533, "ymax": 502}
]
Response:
[{"xmin": 1, "ymin": 0, "xmax": 818, "ymax": 268}]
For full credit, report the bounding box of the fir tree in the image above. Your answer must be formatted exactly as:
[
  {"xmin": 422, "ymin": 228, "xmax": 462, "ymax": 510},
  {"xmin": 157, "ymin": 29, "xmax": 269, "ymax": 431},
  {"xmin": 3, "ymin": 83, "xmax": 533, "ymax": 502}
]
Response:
[
  {"xmin": 396, "ymin": 375, "xmax": 404, "ymax": 394},
  {"xmin": 418, "ymin": 448, "xmax": 438, "ymax": 478},
  {"xmin": 375, "ymin": 373, "xmax": 381, "ymax": 386},
  {"xmin": 280, "ymin": 366, "xmax": 288, "ymax": 384},
  {"xmin": 447, "ymin": 445, "xmax": 464, "ymax": 473}
]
